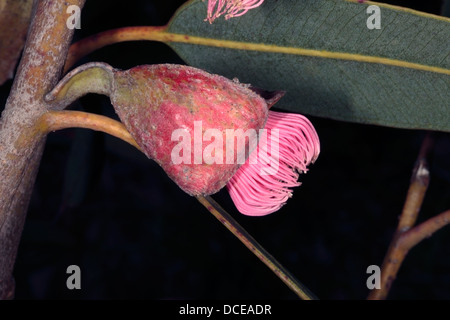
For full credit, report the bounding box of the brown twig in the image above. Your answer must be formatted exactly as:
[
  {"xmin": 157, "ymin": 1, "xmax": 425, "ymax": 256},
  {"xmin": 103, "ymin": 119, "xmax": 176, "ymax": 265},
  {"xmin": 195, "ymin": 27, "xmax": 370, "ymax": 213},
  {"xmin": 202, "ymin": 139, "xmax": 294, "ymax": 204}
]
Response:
[
  {"xmin": 399, "ymin": 210, "xmax": 450, "ymax": 251},
  {"xmin": 396, "ymin": 133, "xmax": 434, "ymax": 232},
  {"xmin": 64, "ymin": 26, "xmax": 169, "ymax": 72},
  {"xmin": 39, "ymin": 110, "xmax": 140, "ymax": 150},
  {"xmin": 367, "ymin": 133, "xmax": 450, "ymax": 300}
]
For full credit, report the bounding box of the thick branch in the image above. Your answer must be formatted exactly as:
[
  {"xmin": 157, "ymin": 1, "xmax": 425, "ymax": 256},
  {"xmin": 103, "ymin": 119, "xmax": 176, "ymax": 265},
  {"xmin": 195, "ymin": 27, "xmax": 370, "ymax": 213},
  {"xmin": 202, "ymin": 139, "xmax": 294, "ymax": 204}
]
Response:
[{"xmin": 0, "ymin": 0, "xmax": 85, "ymax": 299}]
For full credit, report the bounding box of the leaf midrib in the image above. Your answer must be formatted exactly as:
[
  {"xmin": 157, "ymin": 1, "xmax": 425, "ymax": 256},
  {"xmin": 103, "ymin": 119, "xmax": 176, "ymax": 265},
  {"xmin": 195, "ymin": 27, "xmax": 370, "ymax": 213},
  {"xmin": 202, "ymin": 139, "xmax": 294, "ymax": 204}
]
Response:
[{"xmin": 162, "ymin": 30, "xmax": 450, "ymax": 75}]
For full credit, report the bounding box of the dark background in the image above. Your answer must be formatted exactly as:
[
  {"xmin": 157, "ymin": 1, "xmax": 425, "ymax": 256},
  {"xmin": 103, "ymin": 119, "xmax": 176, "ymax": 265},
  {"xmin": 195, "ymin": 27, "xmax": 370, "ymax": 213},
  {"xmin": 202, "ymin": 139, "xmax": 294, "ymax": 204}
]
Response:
[{"xmin": 0, "ymin": 0, "xmax": 449, "ymax": 299}]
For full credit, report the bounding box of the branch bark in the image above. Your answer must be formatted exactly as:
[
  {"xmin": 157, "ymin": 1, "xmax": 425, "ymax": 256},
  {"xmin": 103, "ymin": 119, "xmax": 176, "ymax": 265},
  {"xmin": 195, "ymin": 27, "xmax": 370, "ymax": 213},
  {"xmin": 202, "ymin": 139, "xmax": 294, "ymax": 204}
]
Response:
[
  {"xmin": 367, "ymin": 133, "xmax": 439, "ymax": 300},
  {"xmin": 0, "ymin": 0, "xmax": 85, "ymax": 299}
]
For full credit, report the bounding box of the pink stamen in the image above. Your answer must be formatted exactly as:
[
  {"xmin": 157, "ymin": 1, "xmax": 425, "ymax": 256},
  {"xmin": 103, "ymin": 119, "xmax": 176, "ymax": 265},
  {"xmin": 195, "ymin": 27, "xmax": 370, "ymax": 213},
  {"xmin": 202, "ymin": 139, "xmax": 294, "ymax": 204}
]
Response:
[
  {"xmin": 227, "ymin": 111, "xmax": 320, "ymax": 216},
  {"xmin": 204, "ymin": 0, "xmax": 264, "ymax": 24}
]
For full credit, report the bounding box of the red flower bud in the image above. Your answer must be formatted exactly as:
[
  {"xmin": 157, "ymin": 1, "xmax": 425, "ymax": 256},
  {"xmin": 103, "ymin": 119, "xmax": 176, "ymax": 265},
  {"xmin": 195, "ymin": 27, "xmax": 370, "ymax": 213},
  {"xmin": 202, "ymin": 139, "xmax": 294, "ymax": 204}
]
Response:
[
  {"xmin": 111, "ymin": 64, "xmax": 269, "ymax": 196},
  {"xmin": 46, "ymin": 62, "xmax": 320, "ymax": 216}
]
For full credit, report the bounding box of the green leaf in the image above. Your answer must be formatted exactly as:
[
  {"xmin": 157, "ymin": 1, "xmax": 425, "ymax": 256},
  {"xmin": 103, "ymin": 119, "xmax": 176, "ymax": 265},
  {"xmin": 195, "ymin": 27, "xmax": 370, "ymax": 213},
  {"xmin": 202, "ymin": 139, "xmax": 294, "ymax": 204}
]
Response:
[{"xmin": 166, "ymin": 0, "xmax": 450, "ymax": 132}]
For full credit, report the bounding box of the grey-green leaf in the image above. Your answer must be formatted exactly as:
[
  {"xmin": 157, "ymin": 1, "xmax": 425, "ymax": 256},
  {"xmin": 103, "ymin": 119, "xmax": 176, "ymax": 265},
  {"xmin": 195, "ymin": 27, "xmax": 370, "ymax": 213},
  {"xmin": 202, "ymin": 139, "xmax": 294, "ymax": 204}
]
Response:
[{"xmin": 166, "ymin": 0, "xmax": 450, "ymax": 132}]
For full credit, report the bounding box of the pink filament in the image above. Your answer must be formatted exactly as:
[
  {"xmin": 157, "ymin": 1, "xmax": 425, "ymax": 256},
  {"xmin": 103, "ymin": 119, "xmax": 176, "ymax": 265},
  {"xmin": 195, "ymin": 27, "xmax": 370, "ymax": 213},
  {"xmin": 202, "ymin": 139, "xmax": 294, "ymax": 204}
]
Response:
[
  {"xmin": 204, "ymin": 0, "xmax": 265, "ymax": 24},
  {"xmin": 226, "ymin": 111, "xmax": 320, "ymax": 216}
]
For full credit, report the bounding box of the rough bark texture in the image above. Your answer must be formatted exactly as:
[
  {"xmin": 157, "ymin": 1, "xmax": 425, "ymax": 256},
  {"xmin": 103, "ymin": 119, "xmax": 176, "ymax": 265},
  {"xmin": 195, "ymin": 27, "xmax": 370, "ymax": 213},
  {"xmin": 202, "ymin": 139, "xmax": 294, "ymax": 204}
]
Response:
[{"xmin": 0, "ymin": 0, "xmax": 85, "ymax": 299}]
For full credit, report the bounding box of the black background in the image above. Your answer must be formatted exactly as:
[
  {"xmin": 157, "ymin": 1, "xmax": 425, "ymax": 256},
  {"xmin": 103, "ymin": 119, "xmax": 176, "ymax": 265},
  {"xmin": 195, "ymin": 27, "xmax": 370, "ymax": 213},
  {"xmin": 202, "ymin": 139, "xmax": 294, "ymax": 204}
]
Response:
[{"xmin": 1, "ymin": 0, "xmax": 449, "ymax": 299}]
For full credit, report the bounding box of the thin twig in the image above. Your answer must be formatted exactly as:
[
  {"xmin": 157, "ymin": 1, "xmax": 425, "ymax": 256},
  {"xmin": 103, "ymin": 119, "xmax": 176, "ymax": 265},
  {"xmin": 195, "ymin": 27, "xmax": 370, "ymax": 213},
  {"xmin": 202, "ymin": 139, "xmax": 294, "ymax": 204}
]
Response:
[
  {"xmin": 196, "ymin": 195, "xmax": 318, "ymax": 300},
  {"xmin": 396, "ymin": 133, "xmax": 433, "ymax": 232},
  {"xmin": 399, "ymin": 210, "xmax": 450, "ymax": 251},
  {"xmin": 65, "ymin": 26, "xmax": 168, "ymax": 72},
  {"xmin": 38, "ymin": 110, "xmax": 140, "ymax": 150},
  {"xmin": 368, "ymin": 133, "xmax": 438, "ymax": 300}
]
